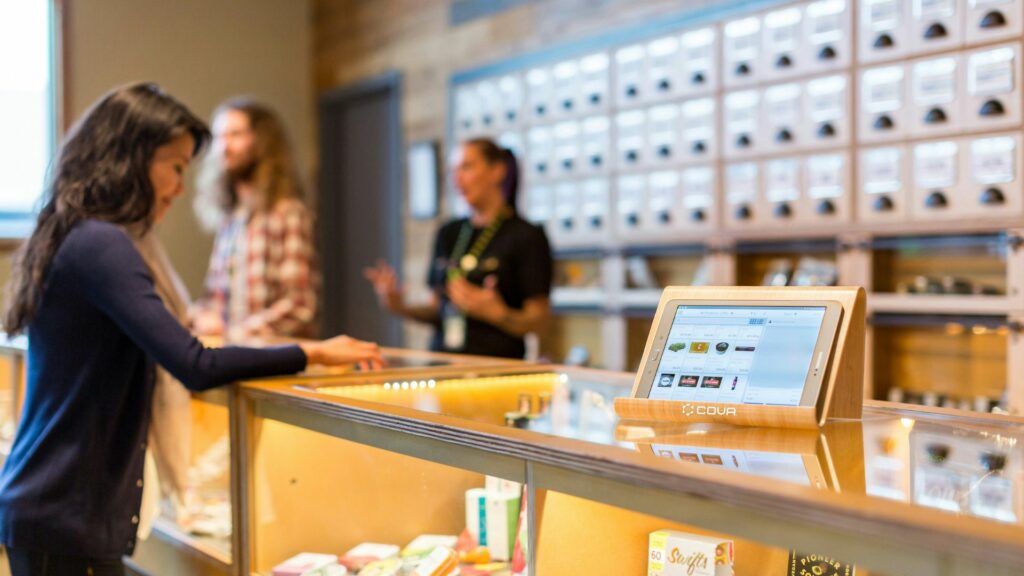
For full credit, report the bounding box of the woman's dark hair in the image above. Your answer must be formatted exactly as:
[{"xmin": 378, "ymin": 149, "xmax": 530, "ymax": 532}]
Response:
[
  {"xmin": 465, "ymin": 137, "xmax": 520, "ymax": 211},
  {"xmin": 3, "ymin": 82, "xmax": 210, "ymax": 334}
]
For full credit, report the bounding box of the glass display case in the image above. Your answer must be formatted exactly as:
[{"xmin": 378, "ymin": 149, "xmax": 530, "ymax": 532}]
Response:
[
  {"xmin": 129, "ymin": 347, "xmax": 521, "ymax": 576},
  {"xmin": 235, "ymin": 365, "xmax": 1024, "ymax": 576}
]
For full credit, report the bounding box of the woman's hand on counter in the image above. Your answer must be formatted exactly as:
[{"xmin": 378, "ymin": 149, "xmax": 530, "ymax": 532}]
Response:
[
  {"xmin": 363, "ymin": 260, "xmax": 405, "ymax": 313},
  {"xmin": 447, "ymin": 275, "xmax": 509, "ymax": 325},
  {"xmin": 299, "ymin": 335, "xmax": 384, "ymax": 370}
]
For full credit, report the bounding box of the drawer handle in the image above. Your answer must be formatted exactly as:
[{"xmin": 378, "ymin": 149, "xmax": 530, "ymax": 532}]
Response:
[
  {"xmin": 817, "ymin": 122, "xmax": 836, "ymax": 138},
  {"xmin": 657, "ymin": 145, "xmax": 672, "ymax": 158},
  {"xmin": 775, "ymin": 54, "xmax": 793, "ymax": 69},
  {"xmin": 535, "ymin": 104, "xmax": 546, "ymax": 116},
  {"xmin": 625, "ymin": 85, "xmax": 639, "ymax": 98},
  {"xmin": 657, "ymin": 210, "xmax": 672, "ymax": 224},
  {"xmin": 691, "ymin": 71, "xmax": 706, "ymax": 85},
  {"xmin": 690, "ymin": 209, "xmax": 706, "ymax": 222},
  {"xmin": 562, "ymin": 99, "xmax": 573, "ymax": 111},
  {"xmin": 536, "ymin": 162, "xmax": 547, "ymax": 174},
  {"xmin": 873, "ymin": 115, "xmax": 894, "ymax": 130},
  {"xmin": 980, "ymin": 10, "xmax": 1007, "ymax": 29},
  {"xmin": 462, "ymin": 120, "xmax": 472, "ymax": 130},
  {"xmin": 506, "ymin": 110, "xmax": 517, "ymax": 122},
  {"xmin": 691, "ymin": 141, "xmax": 707, "ymax": 154},
  {"xmin": 590, "ymin": 155, "xmax": 603, "ymax": 167},
  {"xmin": 482, "ymin": 114, "xmax": 493, "ymax": 126},
  {"xmin": 873, "ymin": 195, "xmax": 894, "ymax": 212},
  {"xmin": 980, "ymin": 187, "xmax": 1006, "ymax": 205},
  {"xmin": 735, "ymin": 205, "xmax": 752, "ymax": 220},
  {"xmin": 657, "ymin": 79, "xmax": 672, "ymax": 92},
  {"xmin": 925, "ymin": 443, "xmax": 950, "ymax": 463},
  {"xmin": 589, "ymin": 93, "xmax": 602, "ymax": 105},
  {"xmin": 736, "ymin": 134, "xmax": 752, "ymax": 148},
  {"xmin": 923, "ymin": 23, "xmax": 948, "ymax": 39},
  {"xmin": 589, "ymin": 215, "xmax": 603, "ymax": 229},
  {"xmin": 981, "ymin": 452, "xmax": 1007, "ymax": 472},
  {"xmin": 626, "ymin": 213, "xmax": 640, "ymax": 227},
  {"xmin": 735, "ymin": 62, "xmax": 751, "ymax": 76},
  {"xmin": 923, "ymin": 108, "xmax": 947, "ymax": 124},
  {"xmin": 873, "ymin": 33, "xmax": 895, "ymax": 49},
  {"xmin": 773, "ymin": 202, "xmax": 793, "ymax": 218},
  {"xmin": 979, "ymin": 99, "xmax": 1005, "ymax": 117},
  {"xmin": 775, "ymin": 128, "xmax": 793, "ymax": 143},
  {"xmin": 925, "ymin": 191, "xmax": 948, "ymax": 208},
  {"xmin": 561, "ymin": 218, "xmax": 573, "ymax": 231},
  {"xmin": 818, "ymin": 45, "xmax": 837, "ymax": 61},
  {"xmin": 625, "ymin": 150, "xmax": 639, "ymax": 163},
  {"xmin": 562, "ymin": 158, "xmax": 574, "ymax": 171},
  {"xmin": 817, "ymin": 199, "xmax": 836, "ymax": 215}
]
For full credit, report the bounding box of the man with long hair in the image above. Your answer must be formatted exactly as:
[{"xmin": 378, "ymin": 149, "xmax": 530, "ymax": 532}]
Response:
[{"xmin": 192, "ymin": 98, "xmax": 318, "ymax": 339}]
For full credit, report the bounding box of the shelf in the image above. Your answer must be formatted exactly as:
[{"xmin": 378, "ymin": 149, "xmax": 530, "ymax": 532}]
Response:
[
  {"xmin": 868, "ymin": 294, "xmax": 1013, "ymax": 316},
  {"xmin": 550, "ymin": 287, "xmax": 606, "ymax": 309},
  {"xmin": 619, "ymin": 289, "xmax": 662, "ymax": 310},
  {"xmin": 149, "ymin": 516, "xmax": 232, "ymax": 572}
]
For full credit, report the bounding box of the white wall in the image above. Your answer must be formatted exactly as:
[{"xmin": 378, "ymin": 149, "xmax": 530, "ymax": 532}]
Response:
[{"xmin": 63, "ymin": 0, "xmax": 314, "ymax": 296}]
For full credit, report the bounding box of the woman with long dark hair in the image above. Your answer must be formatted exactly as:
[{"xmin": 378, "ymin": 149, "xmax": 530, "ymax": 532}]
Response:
[
  {"xmin": 364, "ymin": 137, "xmax": 553, "ymax": 359},
  {"xmin": 0, "ymin": 83, "xmax": 382, "ymax": 575}
]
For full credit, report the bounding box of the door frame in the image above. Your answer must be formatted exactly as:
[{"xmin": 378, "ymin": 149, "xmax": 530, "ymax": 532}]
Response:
[{"xmin": 318, "ymin": 71, "xmax": 404, "ymax": 345}]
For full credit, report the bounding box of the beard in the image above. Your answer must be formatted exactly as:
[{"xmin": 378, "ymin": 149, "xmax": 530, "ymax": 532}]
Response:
[{"xmin": 226, "ymin": 156, "xmax": 257, "ymax": 182}]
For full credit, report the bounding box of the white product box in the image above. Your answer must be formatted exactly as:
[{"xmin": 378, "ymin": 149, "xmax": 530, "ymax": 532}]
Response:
[{"xmin": 648, "ymin": 530, "xmax": 734, "ymax": 576}]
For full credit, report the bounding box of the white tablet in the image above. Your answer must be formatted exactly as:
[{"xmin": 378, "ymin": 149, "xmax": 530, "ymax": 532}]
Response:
[{"xmin": 634, "ymin": 299, "xmax": 843, "ymax": 413}]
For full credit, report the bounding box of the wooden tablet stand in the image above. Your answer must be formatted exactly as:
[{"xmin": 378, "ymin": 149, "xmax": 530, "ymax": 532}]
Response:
[{"xmin": 614, "ymin": 286, "xmax": 866, "ymax": 430}]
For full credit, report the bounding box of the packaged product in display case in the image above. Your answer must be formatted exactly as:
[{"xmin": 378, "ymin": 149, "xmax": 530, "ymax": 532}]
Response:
[{"xmin": 647, "ymin": 530, "xmax": 734, "ymax": 576}]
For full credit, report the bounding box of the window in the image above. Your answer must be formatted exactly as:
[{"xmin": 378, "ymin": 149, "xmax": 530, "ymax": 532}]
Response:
[{"xmin": 0, "ymin": 1, "xmax": 58, "ymax": 237}]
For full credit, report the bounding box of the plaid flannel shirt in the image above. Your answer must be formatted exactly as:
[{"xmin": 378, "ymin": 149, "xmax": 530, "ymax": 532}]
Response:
[{"xmin": 198, "ymin": 199, "xmax": 319, "ymax": 338}]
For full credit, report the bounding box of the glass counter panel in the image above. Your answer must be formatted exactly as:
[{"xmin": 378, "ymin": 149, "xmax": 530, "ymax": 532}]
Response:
[
  {"xmin": 133, "ymin": 391, "xmax": 235, "ymax": 574},
  {"xmin": 248, "ymin": 415, "xmax": 526, "ymax": 575},
  {"xmin": 534, "ymin": 489, "xmax": 900, "ymax": 576},
  {"xmin": 304, "ymin": 367, "xmax": 1024, "ymax": 536}
]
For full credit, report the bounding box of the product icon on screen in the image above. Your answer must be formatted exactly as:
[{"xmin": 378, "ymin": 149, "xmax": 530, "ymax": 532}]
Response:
[
  {"xmin": 715, "ymin": 342, "xmax": 730, "ymax": 354},
  {"xmin": 679, "ymin": 452, "xmax": 700, "ymax": 463},
  {"xmin": 668, "ymin": 342, "xmax": 687, "ymax": 352},
  {"xmin": 658, "ymin": 373, "xmax": 676, "ymax": 387},
  {"xmin": 701, "ymin": 454, "xmax": 724, "ymax": 465},
  {"xmin": 701, "ymin": 376, "xmax": 723, "ymax": 388},
  {"xmin": 690, "ymin": 342, "xmax": 710, "ymax": 354},
  {"xmin": 679, "ymin": 375, "xmax": 700, "ymax": 387}
]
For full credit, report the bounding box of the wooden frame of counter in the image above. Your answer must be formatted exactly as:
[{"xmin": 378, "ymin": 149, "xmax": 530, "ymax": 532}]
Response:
[{"xmin": 234, "ymin": 373, "xmax": 1024, "ymax": 576}]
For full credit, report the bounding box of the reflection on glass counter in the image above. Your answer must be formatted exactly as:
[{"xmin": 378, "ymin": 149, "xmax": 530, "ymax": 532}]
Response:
[
  {"xmin": 308, "ymin": 368, "xmax": 1024, "ymax": 531},
  {"xmin": 314, "ymin": 370, "xmax": 630, "ymax": 446}
]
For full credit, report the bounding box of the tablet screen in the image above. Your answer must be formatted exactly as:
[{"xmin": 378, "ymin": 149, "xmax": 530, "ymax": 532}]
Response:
[{"xmin": 647, "ymin": 305, "xmax": 828, "ymax": 406}]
